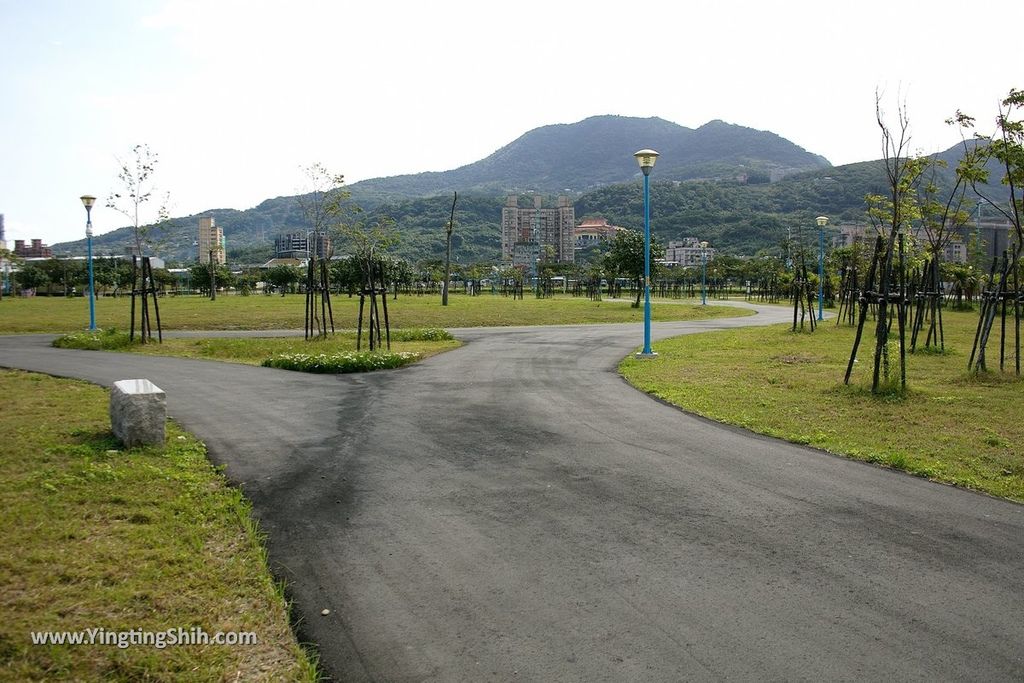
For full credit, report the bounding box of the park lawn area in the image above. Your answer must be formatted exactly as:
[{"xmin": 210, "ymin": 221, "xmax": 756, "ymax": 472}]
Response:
[
  {"xmin": 125, "ymin": 333, "xmax": 461, "ymax": 366},
  {"xmin": 0, "ymin": 370, "xmax": 317, "ymax": 681},
  {"xmin": 620, "ymin": 309, "xmax": 1024, "ymax": 502},
  {"xmin": 0, "ymin": 293, "xmax": 748, "ymax": 333}
]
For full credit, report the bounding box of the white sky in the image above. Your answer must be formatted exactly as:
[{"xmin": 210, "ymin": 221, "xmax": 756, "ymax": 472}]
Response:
[{"xmin": 1, "ymin": 0, "xmax": 1019, "ymax": 247}]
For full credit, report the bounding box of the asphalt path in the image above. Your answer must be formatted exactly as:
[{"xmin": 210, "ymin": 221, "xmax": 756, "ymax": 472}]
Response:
[{"xmin": 2, "ymin": 303, "xmax": 1022, "ymax": 681}]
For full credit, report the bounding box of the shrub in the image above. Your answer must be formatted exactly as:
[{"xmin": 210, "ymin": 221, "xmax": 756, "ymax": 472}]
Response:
[
  {"xmin": 390, "ymin": 327, "xmax": 454, "ymax": 342},
  {"xmin": 52, "ymin": 328, "xmax": 134, "ymax": 350},
  {"xmin": 261, "ymin": 350, "xmax": 420, "ymax": 374}
]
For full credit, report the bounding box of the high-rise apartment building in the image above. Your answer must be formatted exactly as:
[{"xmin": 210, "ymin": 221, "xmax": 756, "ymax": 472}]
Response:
[
  {"xmin": 197, "ymin": 217, "xmax": 225, "ymax": 265},
  {"xmin": 274, "ymin": 232, "xmax": 331, "ymax": 259},
  {"xmin": 501, "ymin": 195, "xmax": 575, "ymax": 265}
]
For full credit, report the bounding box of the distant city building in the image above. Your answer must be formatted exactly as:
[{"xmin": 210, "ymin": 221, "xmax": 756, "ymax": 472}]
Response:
[
  {"xmin": 273, "ymin": 231, "xmax": 331, "ymax": 259},
  {"xmin": 14, "ymin": 238, "xmax": 53, "ymax": 258},
  {"xmin": 833, "ymin": 223, "xmax": 872, "ymax": 249},
  {"xmin": 511, "ymin": 242, "xmax": 540, "ymax": 272},
  {"xmin": 574, "ymin": 218, "xmax": 624, "ymax": 248},
  {"xmin": 664, "ymin": 238, "xmax": 715, "ymax": 267},
  {"xmin": 197, "ymin": 217, "xmax": 225, "ymax": 265},
  {"xmin": 0, "ymin": 213, "xmax": 5, "ymax": 249},
  {"xmin": 832, "ymin": 222, "xmax": 995, "ymax": 264},
  {"xmin": 501, "ymin": 195, "xmax": 575, "ymax": 264}
]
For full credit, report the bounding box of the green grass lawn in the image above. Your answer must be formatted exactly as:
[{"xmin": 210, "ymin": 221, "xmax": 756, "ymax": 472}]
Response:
[
  {"xmin": 0, "ymin": 370, "xmax": 317, "ymax": 681},
  {"xmin": 621, "ymin": 309, "xmax": 1024, "ymax": 502},
  {"xmin": 0, "ymin": 293, "xmax": 748, "ymax": 333}
]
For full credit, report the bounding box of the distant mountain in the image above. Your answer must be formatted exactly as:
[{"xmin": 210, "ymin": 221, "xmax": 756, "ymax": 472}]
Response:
[
  {"xmin": 53, "ymin": 115, "xmax": 833, "ymax": 262},
  {"xmin": 60, "ymin": 116, "xmax": 1011, "ymax": 264},
  {"xmin": 346, "ymin": 115, "xmax": 831, "ymax": 199}
]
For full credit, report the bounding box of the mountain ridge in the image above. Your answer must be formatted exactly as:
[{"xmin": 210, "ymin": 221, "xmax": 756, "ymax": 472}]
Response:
[{"xmin": 51, "ymin": 114, "xmax": 851, "ymax": 262}]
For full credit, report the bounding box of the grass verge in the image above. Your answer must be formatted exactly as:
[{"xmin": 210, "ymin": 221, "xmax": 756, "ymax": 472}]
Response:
[
  {"xmin": 620, "ymin": 309, "xmax": 1024, "ymax": 502},
  {"xmin": 124, "ymin": 332, "xmax": 460, "ymax": 368},
  {"xmin": 2, "ymin": 293, "xmax": 749, "ymax": 333},
  {"xmin": 0, "ymin": 370, "xmax": 318, "ymax": 681},
  {"xmin": 262, "ymin": 350, "xmax": 421, "ymax": 373}
]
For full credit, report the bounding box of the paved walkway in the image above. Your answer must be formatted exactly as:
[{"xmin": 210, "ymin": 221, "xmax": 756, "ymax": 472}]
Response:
[{"xmin": 2, "ymin": 304, "xmax": 1022, "ymax": 681}]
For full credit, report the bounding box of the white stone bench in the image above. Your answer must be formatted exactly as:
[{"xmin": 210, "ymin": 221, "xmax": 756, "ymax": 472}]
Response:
[{"xmin": 110, "ymin": 379, "xmax": 166, "ymax": 448}]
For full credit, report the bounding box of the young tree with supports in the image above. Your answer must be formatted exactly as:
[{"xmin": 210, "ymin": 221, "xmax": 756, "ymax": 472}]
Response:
[
  {"xmin": 950, "ymin": 88, "xmax": 1024, "ymax": 374},
  {"xmin": 106, "ymin": 144, "xmax": 170, "ymax": 258},
  {"xmin": 295, "ymin": 164, "xmax": 355, "ymax": 338},
  {"xmin": 845, "ymin": 93, "xmax": 923, "ymax": 393},
  {"xmin": 342, "ymin": 217, "xmax": 398, "ymax": 350},
  {"xmin": 909, "ymin": 158, "xmax": 971, "ymax": 352}
]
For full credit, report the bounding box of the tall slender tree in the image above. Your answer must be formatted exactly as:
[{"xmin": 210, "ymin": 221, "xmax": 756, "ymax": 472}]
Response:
[{"xmin": 106, "ymin": 144, "xmax": 170, "ymax": 258}]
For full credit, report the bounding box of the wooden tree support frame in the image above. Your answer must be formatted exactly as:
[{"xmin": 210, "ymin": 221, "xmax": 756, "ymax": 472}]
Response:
[
  {"xmin": 844, "ymin": 234, "xmax": 910, "ymax": 392},
  {"xmin": 909, "ymin": 258, "xmax": 945, "ymax": 353},
  {"xmin": 305, "ymin": 253, "xmax": 335, "ymax": 340},
  {"xmin": 129, "ymin": 256, "xmax": 162, "ymax": 344},
  {"xmin": 969, "ymin": 250, "xmax": 1021, "ymax": 375},
  {"xmin": 791, "ymin": 256, "xmax": 816, "ymax": 332},
  {"xmin": 356, "ymin": 250, "xmax": 391, "ymax": 352}
]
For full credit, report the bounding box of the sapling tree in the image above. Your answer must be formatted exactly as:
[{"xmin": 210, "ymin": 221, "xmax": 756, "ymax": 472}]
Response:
[
  {"xmin": 106, "ymin": 144, "xmax": 170, "ymax": 258},
  {"xmin": 846, "ymin": 93, "xmax": 923, "ymax": 392},
  {"xmin": 949, "ymin": 88, "xmax": 1024, "ymax": 373},
  {"xmin": 910, "ymin": 157, "xmax": 971, "ymax": 351}
]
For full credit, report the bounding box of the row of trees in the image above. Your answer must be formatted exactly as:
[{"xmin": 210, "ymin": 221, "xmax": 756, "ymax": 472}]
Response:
[{"xmin": 8, "ymin": 257, "xmax": 175, "ymax": 297}]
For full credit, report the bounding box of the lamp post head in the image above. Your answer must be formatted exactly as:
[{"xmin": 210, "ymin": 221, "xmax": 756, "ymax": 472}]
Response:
[
  {"xmin": 633, "ymin": 149, "xmax": 659, "ymax": 176},
  {"xmin": 81, "ymin": 195, "xmax": 96, "ymax": 236},
  {"xmin": 816, "ymin": 215, "xmax": 829, "ymax": 227}
]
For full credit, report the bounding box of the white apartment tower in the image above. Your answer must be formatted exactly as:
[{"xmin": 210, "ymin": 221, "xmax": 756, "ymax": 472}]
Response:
[{"xmin": 197, "ymin": 217, "xmax": 225, "ymax": 265}]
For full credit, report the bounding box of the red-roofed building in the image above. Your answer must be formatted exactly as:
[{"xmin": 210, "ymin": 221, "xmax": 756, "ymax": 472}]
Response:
[{"xmin": 574, "ymin": 218, "xmax": 624, "ymax": 248}]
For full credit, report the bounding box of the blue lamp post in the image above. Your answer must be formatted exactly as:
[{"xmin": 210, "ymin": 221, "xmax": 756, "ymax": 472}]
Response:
[
  {"xmin": 816, "ymin": 215, "xmax": 828, "ymax": 321},
  {"xmin": 80, "ymin": 195, "xmax": 97, "ymax": 330},
  {"xmin": 634, "ymin": 149, "xmax": 659, "ymax": 357},
  {"xmin": 700, "ymin": 241, "xmax": 709, "ymax": 305}
]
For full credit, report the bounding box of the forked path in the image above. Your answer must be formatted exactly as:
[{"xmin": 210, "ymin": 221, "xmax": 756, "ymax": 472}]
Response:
[{"xmin": 2, "ymin": 303, "xmax": 1022, "ymax": 681}]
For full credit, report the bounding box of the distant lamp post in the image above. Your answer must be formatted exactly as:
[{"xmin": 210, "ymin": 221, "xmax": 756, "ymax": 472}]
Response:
[
  {"xmin": 816, "ymin": 215, "xmax": 828, "ymax": 321},
  {"xmin": 634, "ymin": 148, "xmax": 659, "ymax": 358},
  {"xmin": 80, "ymin": 195, "xmax": 97, "ymax": 330},
  {"xmin": 700, "ymin": 241, "xmax": 709, "ymax": 305}
]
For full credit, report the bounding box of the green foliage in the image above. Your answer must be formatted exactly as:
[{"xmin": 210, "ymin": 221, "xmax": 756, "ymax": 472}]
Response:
[
  {"xmin": 52, "ymin": 328, "xmax": 134, "ymax": 350},
  {"xmin": 950, "ymin": 88, "xmax": 1024, "ymax": 253},
  {"xmin": 603, "ymin": 229, "xmax": 664, "ymax": 305},
  {"xmin": 261, "ymin": 350, "xmax": 420, "ymax": 373},
  {"xmin": 189, "ymin": 262, "xmax": 234, "ymax": 294},
  {"xmin": 264, "ymin": 264, "xmax": 302, "ymax": 293},
  {"xmin": 227, "ymin": 242, "xmax": 274, "ymax": 264},
  {"xmin": 14, "ymin": 264, "xmax": 48, "ymax": 292},
  {"xmin": 390, "ymin": 327, "xmax": 454, "ymax": 341}
]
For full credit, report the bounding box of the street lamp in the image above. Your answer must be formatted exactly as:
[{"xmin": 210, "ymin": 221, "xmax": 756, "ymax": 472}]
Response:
[
  {"xmin": 634, "ymin": 148, "xmax": 659, "ymax": 358},
  {"xmin": 80, "ymin": 195, "xmax": 97, "ymax": 330},
  {"xmin": 816, "ymin": 215, "xmax": 828, "ymax": 321},
  {"xmin": 700, "ymin": 241, "xmax": 709, "ymax": 305}
]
